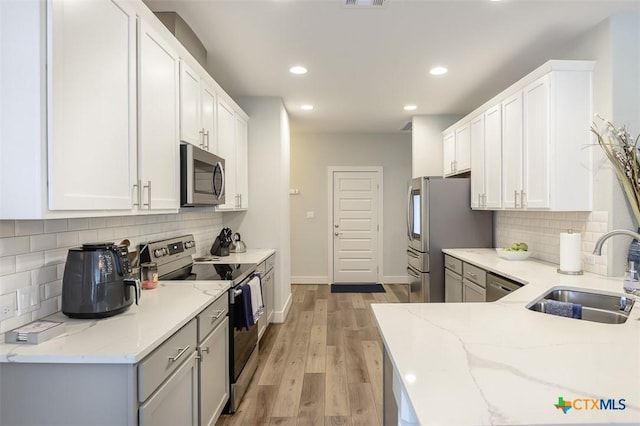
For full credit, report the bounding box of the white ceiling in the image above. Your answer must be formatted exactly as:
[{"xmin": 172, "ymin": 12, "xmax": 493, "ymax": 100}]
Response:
[{"xmin": 143, "ymin": 0, "xmax": 639, "ymax": 133}]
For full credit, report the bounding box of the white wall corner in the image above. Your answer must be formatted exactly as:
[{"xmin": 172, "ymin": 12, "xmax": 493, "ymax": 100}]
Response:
[{"xmin": 271, "ymin": 291, "xmax": 292, "ymax": 323}]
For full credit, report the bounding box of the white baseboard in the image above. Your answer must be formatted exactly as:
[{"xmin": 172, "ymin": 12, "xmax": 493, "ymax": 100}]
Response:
[
  {"xmin": 272, "ymin": 292, "xmax": 292, "ymax": 323},
  {"xmin": 291, "ymin": 276, "xmax": 330, "ymax": 284}
]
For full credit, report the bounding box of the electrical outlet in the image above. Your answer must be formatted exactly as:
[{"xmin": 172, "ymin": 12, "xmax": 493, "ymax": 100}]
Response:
[
  {"xmin": 0, "ymin": 293, "xmax": 16, "ymax": 321},
  {"xmin": 584, "ymin": 254, "xmax": 596, "ymax": 265}
]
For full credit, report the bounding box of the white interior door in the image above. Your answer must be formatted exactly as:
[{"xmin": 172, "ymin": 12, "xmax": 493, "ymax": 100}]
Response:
[{"xmin": 332, "ymin": 170, "xmax": 380, "ymax": 283}]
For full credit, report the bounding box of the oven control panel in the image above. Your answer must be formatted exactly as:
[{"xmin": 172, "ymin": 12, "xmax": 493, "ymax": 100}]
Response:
[{"xmin": 140, "ymin": 235, "xmax": 196, "ymax": 266}]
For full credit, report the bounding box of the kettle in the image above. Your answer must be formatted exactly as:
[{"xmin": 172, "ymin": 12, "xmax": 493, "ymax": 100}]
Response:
[
  {"xmin": 61, "ymin": 242, "xmax": 140, "ymax": 319},
  {"xmin": 229, "ymin": 233, "xmax": 247, "ymax": 253}
]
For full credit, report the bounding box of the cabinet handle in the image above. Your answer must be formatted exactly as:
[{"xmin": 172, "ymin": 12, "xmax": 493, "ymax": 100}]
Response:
[
  {"xmin": 169, "ymin": 345, "xmax": 191, "ymax": 363},
  {"xmin": 514, "ymin": 190, "xmax": 519, "ymax": 209},
  {"xmin": 467, "ymin": 272, "xmax": 477, "ymax": 279},
  {"xmin": 143, "ymin": 180, "xmax": 151, "ymax": 209},
  {"xmin": 210, "ymin": 310, "xmax": 224, "ymax": 320},
  {"xmin": 199, "ymin": 129, "xmax": 205, "ymax": 148},
  {"xmin": 520, "ymin": 190, "xmax": 526, "ymax": 208},
  {"xmin": 482, "ymin": 193, "xmax": 487, "ymax": 208},
  {"xmin": 201, "ymin": 346, "xmax": 210, "ymax": 355},
  {"xmin": 132, "ymin": 180, "xmax": 141, "ymax": 207},
  {"xmin": 447, "ymin": 263, "xmax": 456, "ymax": 269}
]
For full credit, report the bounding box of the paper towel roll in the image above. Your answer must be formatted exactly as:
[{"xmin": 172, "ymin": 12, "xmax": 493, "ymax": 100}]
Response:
[{"xmin": 559, "ymin": 232, "xmax": 582, "ymax": 272}]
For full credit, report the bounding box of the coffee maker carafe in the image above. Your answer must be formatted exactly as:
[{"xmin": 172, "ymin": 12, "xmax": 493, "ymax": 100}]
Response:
[{"xmin": 61, "ymin": 242, "xmax": 140, "ymax": 319}]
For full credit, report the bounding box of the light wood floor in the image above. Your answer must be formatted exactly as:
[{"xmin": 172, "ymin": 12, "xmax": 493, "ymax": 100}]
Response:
[{"xmin": 216, "ymin": 283, "xmax": 408, "ymax": 426}]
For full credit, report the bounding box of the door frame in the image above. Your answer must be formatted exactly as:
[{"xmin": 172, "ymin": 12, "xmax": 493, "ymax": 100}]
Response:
[{"xmin": 327, "ymin": 166, "xmax": 384, "ymax": 284}]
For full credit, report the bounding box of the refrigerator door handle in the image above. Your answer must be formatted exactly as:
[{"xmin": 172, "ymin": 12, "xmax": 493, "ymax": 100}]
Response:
[{"xmin": 407, "ymin": 185, "xmax": 413, "ymax": 240}]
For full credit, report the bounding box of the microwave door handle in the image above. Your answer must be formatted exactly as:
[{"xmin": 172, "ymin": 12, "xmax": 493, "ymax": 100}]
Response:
[
  {"xmin": 217, "ymin": 161, "xmax": 225, "ymax": 200},
  {"xmin": 407, "ymin": 185, "xmax": 413, "ymax": 240}
]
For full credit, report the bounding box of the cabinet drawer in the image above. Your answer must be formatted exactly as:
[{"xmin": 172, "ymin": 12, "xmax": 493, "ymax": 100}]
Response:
[
  {"xmin": 138, "ymin": 319, "xmax": 197, "ymax": 402},
  {"xmin": 462, "ymin": 262, "xmax": 486, "ymax": 288},
  {"xmin": 443, "ymin": 255, "xmax": 462, "ymax": 275},
  {"xmin": 265, "ymin": 254, "xmax": 275, "ymax": 273},
  {"xmin": 255, "ymin": 261, "xmax": 266, "ymax": 276},
  {"xmin": 198, "ymin": 295, "xmax": 228, "ymax": 343}
]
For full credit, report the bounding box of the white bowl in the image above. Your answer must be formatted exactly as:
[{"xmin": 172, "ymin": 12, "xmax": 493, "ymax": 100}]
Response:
[{"xmin": 496, "ymin": 248, "xmax": 531, "ymax": 261}]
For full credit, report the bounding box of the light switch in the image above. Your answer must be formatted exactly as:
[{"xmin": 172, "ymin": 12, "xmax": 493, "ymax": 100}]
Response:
[{"xmin": 306, "ymin": 211, "xmax": 315, "ymax": 219}]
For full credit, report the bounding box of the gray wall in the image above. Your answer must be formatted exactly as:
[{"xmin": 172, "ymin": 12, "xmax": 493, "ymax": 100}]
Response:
[{"xmin": 290, "ymin": 132, "xmax": 411, "ymax": 283}]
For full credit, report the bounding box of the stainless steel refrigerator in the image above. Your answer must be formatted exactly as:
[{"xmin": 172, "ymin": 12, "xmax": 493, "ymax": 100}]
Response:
[{"xmin": 407, "ymin": 177, "xmax": 493, "ymax": 302}]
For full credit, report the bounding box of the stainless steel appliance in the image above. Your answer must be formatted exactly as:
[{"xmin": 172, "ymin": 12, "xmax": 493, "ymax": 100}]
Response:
[
  {"xmin": 61, "ymin": 243, "xmax": 140, "ymax": 318},
  {"xmin": 180, "ymin": 144, "xmax": 225, "ymax": 206},
  {"xmin": 407, "ymin": 177, "xmax": 493, "ymax": 302},
  {"xmin": 486, "ymin": 273, "xmax": 523, "ymax": 302},
  {"xmin": 140, "ymin": 235, "xmax": 259, "ymax": 414}
]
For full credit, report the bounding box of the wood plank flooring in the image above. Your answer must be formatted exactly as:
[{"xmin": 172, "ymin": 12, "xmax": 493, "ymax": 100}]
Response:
[{"xmin": 216, "ymin": 283, "xmax": 408, "ymax": 426}]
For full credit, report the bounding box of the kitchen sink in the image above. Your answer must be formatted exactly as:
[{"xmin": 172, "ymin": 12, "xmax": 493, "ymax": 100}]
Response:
[{"xmin": 527, "ymin": 287, "xmax": 634, "ymax": 324}]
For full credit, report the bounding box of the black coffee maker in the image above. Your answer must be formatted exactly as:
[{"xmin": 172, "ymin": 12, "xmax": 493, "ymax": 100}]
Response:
[{"xmin": 61, "ymin": 243, "xmax": 140, "ymax": 319}]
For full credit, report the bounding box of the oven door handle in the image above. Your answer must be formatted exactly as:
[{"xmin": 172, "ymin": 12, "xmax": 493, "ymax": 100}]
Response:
[{"xmin": 230, "ymin": 286, "xmax": 243, "ymax": 304}]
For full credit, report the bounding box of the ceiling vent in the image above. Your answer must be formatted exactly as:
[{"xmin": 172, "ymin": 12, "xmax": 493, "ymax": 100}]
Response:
[
  {"xmin": 400, "ymin": 121, "xmax": 412, "ymax": 132},
  {"xmin": 344, "ymin": 0, "xmax": 388, "ymax": 8}
]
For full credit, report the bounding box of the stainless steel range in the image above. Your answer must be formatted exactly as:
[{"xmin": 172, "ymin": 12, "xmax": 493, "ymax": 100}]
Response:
[{"xmin": 140, "ymin": 235, "xmax": 259, "ymax": 414}]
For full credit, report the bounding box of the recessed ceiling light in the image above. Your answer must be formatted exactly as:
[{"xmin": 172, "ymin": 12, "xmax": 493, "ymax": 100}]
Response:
[
  {"xmin": 429, "ymin": 66, "xmax": 448, "ymax": 76},
  {"xmin": 404, "ymin": 105, "xmax": 417, "ymax": 111},
  {"xmin": 289, "ymin": 65, "xmax": 308, "ymax": 75},
  {"xmin": 301, "ymin": 104, "xmax": 314, "ymax": 111}
]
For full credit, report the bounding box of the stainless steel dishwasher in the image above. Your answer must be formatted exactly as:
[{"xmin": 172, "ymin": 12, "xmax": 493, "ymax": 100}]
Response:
[{"xmin": 486, "ymin": 273, "xmax": 523, "ymax": 301}]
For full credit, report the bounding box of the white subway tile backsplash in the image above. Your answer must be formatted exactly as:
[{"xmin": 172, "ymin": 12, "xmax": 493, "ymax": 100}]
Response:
[
  {"xmin": 67, "ymin": 218, "xmax": 89, "ymax": 231},
  {"xmin": 0, "ymin": 211, "xmax": 224, "ymax": 330},
  {"xmin": 56, "ymin": 231, "xmax": 79, "ymax": 248},
  {"xmin": 44, "ymin": 219, "xmax": 68, "ymax": 234},
  {"xmin": 0, "ymin": 221, "xmax": 15, "ymax": 238},
  {"xmin": 0, "ymin": 272, "xmax": 32, "ymax": 295},
  {"xmin": 32, "ymin": 265, "xmax": 58, "ymax": 286},
  {"xmin": 0, "ymin": 256, "xmax": 16, "ymax": 277},
  {"xmin": 0, "ymin": 236, "xmax": 31, "ymax": 256},
  {"xmin": 16, "ymin": 252, "xmax": 45, "ymax": 273},
  {"xmin": 15, "ymin": 220, "xmax": 44, "ymax": 236},
  {"xmin": 30, "ymin": 233, "xmax": 57, "ymax": 252}
]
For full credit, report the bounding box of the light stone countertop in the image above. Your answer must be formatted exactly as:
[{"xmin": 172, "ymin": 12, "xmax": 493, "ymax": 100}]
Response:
[
  {"xmin": 0, "ymin": 280, "xmax": 230, "ymax": 364},
  {"xmin": 372, "ymin": 248, "xmax": 640, "ymax": 425},
  {"xmin": 194, "ymin": 249, "xmax": 275, "ymax": 265}
]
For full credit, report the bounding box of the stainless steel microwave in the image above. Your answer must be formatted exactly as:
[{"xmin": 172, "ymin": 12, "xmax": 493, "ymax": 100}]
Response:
[{"xmin": 180, "ymin": 144, "xmax": 225, "ymax": 206}]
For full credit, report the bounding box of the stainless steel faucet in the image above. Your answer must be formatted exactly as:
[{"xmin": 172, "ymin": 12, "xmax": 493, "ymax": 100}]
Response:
[{"xmin": 592, "ymin": 229, "xmax": 640, "ymax": 255}]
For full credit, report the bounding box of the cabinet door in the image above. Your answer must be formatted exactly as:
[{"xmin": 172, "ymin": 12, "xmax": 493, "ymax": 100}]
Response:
[
  {"xmin": 138, "ymin": 20, "xmax": 179, "ymax": 211},
  {"xmin": 235, "ymin": 115, "xmax": 249, "ymax": 209},
  {"xmin": 48, "ymin": 0, "xmax": 137, "ymax": 210},
  {"xmin": 442, "ymin": 132, "xmax": 455, "ymax": 176},
  {"xmin": 139, "ymin": 352, "xmax": 198, "ymax": 426},
  {"xmin": 180, "ymin": 61, "xmax": 201, "ymax": 147},
  {"xmin": 199, "ymin": 318, "xmax": 229, "ymax": 426},
  {"xmin": 216, "ymin": 99, "xmax": 236, "ymax": 210},
  {"xmin": 444, "ymin": 269, "xmax": 462, "ymax": 303},
  {"xmin": 502, "ymin": 92, "xmax": 523, "ymax": 209},
  {"xmin": 455, "ymin": 124, "xmax": 471, "ymax": 172},
  {"xmin": 523, "ymin": 75, "xmax": 551, "ymax": 209},
  {"xmin": 484, "ymin": 105, "xmax": 502, "ymax": 209},
  {"xmin": 462, "ymin": 280, "xmax": 485, "ymax": 303},
  {"xmin": 201, "ymin": 82, "xmax": 217, "ymax": 153},
  {"xmin": 469, "ymin": 114, "xmax": 485, "ymax": 209}
]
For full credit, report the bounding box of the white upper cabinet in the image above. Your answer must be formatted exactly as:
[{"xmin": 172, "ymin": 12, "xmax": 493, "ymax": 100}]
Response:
[
  {"xmin": 48, "ymin": 0, "xmax": 137, "ymax": 211},
  {"xmin": 235, "ymin": 114, "xmax": 249, "ymax": 210},
  {"xmin": 501, "ymin": 92, "xmax": 524, "ymax": 209},
  {"xmin": 484, "ymin": 105, "xmax": 502, "ymax": 209},
  {"xmin": 216, "ymin": 99, "xmax": 237, "ymax": 210},
  {"xmin": 469, "ymin": 114, "xmax": 485, "ymax": 209},
  {"xmin": 444, "ymin": 60, "xmax": 593, "ymax": 211},
  {"xmin": 443, "ymin": 125, "xmax": 471, "ymax": 177},
  {"xmin": 138, "ymin": 20, "xmax": 180, "ymax": 211},
  {"xmin": 179, "ymin": 61, "xmax": 218, "ymax": 153}
]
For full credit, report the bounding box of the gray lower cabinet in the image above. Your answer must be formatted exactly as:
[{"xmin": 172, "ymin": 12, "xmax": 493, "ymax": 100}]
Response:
[
  {"xmin": 199, "ymin": 317, "xmax": 229, "ymax": 426},
  {"xmin": 445, "ymin": 254, "xmax": 487, "ymax": 303},
  {"xmin": 139, "ymin": 351, "xmax": 199, "ymax": 425},
  {"xmin": 462, "ymin": 279, "xmax": 486, "ymax": 302},
  {"xmin": 257, "ymin": 254, "xmax": 275, "ymax": 340},
  {"xmin": 444, "ymin": 269, "xmax": 463, "ymax": 302}
]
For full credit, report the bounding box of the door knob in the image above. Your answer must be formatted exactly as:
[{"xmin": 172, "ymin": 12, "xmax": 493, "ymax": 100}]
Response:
[{"xmin": 334, "ymin": 224, "xmax": 339, "ymax": 228}]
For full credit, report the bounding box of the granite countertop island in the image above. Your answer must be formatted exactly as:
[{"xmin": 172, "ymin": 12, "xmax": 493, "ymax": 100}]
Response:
[
  {"xmin": 372, "ymin": 248, "xmax": 640, "ymax": 425},
  {"xmin": 0, "ymin": 280, "xmax": 230, "ymax": 364}
]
